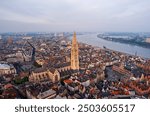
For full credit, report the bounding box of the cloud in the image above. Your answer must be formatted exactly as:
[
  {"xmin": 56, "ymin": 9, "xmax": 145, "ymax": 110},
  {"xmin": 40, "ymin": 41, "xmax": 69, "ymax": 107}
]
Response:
[{"xmin": 0, "ymin": 0, "xmax": 150, "ymax": 32}]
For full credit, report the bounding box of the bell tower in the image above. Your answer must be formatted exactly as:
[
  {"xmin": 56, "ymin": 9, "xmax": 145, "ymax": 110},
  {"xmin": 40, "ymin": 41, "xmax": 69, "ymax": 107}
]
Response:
[{"xmin": 71, "ymin": 32, "xmax": 79, "ymax": 70}]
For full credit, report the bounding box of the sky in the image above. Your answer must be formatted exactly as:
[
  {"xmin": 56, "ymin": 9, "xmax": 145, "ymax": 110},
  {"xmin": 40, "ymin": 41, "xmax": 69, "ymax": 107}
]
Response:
[{"xmin": 0, "ymin": 0, "xmax": 150, "ymax": 32}]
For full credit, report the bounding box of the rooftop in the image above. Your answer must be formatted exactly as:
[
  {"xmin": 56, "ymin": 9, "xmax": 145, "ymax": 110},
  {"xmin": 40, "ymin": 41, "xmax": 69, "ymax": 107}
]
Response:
[{"xmin": 0, "ymin": 63, "xmax": 11, "ymax": 70}]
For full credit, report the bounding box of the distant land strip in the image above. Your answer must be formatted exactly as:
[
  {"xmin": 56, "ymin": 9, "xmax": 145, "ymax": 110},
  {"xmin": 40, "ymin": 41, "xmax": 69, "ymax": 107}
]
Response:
[{"xmin": 97, "ymin": 34, "xmax": 150, "ymax": 49}]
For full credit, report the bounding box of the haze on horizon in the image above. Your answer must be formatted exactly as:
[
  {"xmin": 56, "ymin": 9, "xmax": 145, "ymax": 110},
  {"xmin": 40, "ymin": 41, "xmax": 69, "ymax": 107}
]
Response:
[{"xmin": 0, "ymin": 0, "xmax": 150, "ymax": 32}]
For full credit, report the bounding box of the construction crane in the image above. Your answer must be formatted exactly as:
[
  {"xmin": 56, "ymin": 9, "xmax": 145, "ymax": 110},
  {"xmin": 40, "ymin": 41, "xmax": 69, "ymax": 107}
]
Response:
[
  {"xmin": 26, "ymin": 41, "xmax": 35, "ymax": 62},
  {"xmin": 22, "ymin": 40, "xmax": 36, "ymax": 62},
  {"xmin": 21, "ymin": 50, "xmax": 26, "ymax": 62}
]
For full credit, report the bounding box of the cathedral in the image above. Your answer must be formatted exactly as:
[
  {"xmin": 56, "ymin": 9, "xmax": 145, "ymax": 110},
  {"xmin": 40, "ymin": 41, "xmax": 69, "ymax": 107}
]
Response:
[{"xmin": 29, "ymin": 32, "xmax": 80, "ymax": 83}]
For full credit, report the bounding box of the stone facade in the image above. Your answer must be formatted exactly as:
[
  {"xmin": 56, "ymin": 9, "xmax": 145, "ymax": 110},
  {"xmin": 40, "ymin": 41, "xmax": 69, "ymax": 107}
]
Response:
[
  {"xmin": 29, "ymin": 68, "xmax": 60, "ymax": 83},
  {"xmin": 0, "ymin": 63, "xmax": 16, "ymax": 75},
  {"xmin": 71, "ymin": 32, "xmax": 79, "ymax": 70}
]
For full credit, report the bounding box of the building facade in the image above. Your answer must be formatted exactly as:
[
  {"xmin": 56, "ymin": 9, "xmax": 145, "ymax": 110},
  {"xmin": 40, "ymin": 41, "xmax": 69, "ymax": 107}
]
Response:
[
  {"xmin": 29, "ymin": 68, "xmax": 60, "ymax": 83},
  {"xmin": 0, "ymin": 63, "xmax": 16, "ymax": 76}
]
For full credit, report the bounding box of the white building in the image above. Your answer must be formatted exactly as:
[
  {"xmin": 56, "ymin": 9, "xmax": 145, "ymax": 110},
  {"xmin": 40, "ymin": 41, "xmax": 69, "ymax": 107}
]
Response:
[
  {"xmin": 37, "ymin": 89, "xmax": 56, "ymax": 99},
  {"xmin": 22, "ymin": 36, "xmax": 32, "ymax": 40},
  {"xmin": 0, "ymin": 63, "xmax": 16, "ymax": 75}
]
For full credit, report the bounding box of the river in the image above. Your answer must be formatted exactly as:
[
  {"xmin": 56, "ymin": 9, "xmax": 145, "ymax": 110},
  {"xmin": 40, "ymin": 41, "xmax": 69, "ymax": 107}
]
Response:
[{"xmin": 70, "ymin": 33, "xmax": 150, "ymax": 59}]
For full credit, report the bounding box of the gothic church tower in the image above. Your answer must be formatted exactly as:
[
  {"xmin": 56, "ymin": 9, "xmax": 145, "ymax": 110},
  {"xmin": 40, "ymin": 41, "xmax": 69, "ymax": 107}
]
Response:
[{"xmin": 71, "ymin": 32, "xmax": 79, "ymax": 70}]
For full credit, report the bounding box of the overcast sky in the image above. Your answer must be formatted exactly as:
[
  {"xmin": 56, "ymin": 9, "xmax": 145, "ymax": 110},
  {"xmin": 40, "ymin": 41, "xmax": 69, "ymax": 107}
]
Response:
[{"xmin": 0, "ymin": 0, "xmax": 150, "ymax": 32}]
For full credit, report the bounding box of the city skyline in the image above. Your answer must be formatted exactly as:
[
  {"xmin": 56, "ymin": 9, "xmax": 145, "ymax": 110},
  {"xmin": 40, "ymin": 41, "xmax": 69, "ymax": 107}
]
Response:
[
  {"xmin": 0, "ymin": 31, "xmax": 150, "ymax": 99},
  {"xmin": 0, "ymin": 0, "xmax": 150, "ymax": 32}
]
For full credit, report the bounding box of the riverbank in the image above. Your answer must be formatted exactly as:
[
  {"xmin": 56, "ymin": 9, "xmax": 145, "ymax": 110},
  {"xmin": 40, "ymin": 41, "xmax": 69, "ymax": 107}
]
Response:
[
  {"xmin": 69, "ymin": 33, "xmax": 150, "ymax": 58},
  {"xmin": 97, "ymin": 34, "xmax": 150, "ymax": 49}
]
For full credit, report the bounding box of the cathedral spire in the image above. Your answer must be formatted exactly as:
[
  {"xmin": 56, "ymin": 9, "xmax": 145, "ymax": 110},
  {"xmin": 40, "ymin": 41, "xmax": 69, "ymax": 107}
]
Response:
[
  {"xmin": 73, "ymin": 32, "xmax": 76, "ymax": 38},
  {"xmin": 71, "ymin": 32, "xmax": 79, "ymax": 70},
  {"xmin": 73, "ymin": 32, "xmax": 77, "ymax": 43}
]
